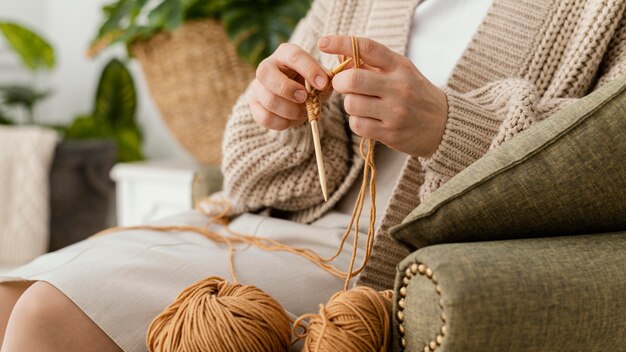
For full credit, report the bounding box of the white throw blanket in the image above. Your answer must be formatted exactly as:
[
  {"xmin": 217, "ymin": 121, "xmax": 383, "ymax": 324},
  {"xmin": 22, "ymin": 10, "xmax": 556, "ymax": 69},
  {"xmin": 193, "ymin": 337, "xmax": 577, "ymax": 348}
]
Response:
[{"xmin": 0, "ymin": 126, "xmax": 58, "ymax": 266}]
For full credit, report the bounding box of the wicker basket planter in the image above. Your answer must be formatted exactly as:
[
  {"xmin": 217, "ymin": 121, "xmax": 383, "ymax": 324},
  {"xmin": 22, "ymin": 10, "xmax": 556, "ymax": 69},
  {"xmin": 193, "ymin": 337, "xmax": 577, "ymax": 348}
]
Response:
[{"xmin": 132, "ymin": 19, "xmax": 255, "ymax": 165}]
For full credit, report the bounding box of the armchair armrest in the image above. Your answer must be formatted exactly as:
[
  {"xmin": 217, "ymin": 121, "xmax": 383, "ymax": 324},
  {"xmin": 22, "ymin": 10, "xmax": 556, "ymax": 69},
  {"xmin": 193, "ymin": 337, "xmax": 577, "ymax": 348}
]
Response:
[
  {"xmin": 191, "ymin": 165, "xmax": 223, "ymax": 207},
  {"xmin": 393, "ymin": 231, "xmax": 626, "ymax": 352}
]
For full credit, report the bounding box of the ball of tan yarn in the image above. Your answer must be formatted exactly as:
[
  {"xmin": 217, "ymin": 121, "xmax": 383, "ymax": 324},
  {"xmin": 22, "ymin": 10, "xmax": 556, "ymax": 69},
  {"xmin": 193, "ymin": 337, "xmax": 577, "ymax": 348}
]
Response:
[
  {"xmin": 302, "ymin": 287, "xmax": 393, "ymax": 352},
  {"xmin": 146, "ymin": 276, "xmax": 291, "ymax": 352}
]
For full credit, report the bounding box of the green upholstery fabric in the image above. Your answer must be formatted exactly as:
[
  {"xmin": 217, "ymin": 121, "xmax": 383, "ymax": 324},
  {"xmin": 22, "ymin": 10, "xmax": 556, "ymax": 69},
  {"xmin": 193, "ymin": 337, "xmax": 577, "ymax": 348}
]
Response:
[
  {"xmin": 391, "ymin": 74, "xmax": 626, "ymax": 250},
  {"xmin": 394, "ymin": 232, "xmax": 626, "ymax": 352}
]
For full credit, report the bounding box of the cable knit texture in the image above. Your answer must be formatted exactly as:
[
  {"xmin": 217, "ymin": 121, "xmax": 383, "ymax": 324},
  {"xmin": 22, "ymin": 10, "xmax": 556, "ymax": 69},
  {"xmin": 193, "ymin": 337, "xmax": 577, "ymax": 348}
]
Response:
[{"xmin": 217, "ymin": 0, "xmax": 626, "ymax": 290}]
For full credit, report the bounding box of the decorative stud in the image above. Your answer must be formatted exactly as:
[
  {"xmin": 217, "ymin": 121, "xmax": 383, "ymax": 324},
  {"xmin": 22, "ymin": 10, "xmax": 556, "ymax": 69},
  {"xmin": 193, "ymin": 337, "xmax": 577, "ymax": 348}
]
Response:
[
  {"xmin": 396, "ymin": 261, "xmax": 446, "ymax": 352},
  {"xmin": 397, "ymin": 311, "xmax": 405, "ymax": 322},
  {"xmin": 436, "ymin": 334, "xmax": 444, "ymax": 344},
  {"xmin": 418, "ymin": 264, "xmax": 426, "ymax": 274},
  {"xmin": 398, "ymin": 298, "xmax": 406, "ymax": 309}
]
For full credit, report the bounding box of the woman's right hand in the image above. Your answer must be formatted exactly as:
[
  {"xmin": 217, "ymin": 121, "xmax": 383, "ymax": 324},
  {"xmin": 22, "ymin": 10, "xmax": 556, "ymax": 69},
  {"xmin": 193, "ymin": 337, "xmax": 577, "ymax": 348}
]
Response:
[{"xmin": 250, "ymin": 43, "xmax": 330, "ymax": 131}]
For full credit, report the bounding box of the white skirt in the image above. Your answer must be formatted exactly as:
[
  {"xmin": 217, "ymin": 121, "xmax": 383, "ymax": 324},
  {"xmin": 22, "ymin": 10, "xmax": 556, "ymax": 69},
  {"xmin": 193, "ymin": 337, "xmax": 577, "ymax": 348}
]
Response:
[{"xmin": 0, "ymin": 210, "xmax": 366, "ymax": 352}]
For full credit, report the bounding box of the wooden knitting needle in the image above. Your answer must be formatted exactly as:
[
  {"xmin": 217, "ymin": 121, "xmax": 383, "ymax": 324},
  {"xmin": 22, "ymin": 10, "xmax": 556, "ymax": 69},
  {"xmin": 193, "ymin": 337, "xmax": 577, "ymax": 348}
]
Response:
[{"xmin": 306, "ymin": 58, "xmax": 353, "ymax": 202}]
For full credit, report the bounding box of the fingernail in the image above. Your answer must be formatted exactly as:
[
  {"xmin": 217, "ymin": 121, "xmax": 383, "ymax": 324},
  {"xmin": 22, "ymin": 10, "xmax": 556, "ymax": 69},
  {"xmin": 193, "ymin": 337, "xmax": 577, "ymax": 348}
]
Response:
[
  {"xmin": 315, "ymin": 75, "xmax": 327, "ymax": 89},
  {"xmin": 294, "ymin": 89, "xmax": 307, "ymax": 102},
  {"xmin": 318, "ymin": 36, "xmax": 330, "ymax": 48}
]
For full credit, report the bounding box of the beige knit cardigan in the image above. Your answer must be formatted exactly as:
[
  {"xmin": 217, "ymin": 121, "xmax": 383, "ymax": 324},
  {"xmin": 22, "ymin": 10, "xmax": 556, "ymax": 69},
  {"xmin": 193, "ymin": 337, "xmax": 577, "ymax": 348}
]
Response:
[{"xmin": 218, "ymin": 0, "xmax": 626, "ymax": 290}]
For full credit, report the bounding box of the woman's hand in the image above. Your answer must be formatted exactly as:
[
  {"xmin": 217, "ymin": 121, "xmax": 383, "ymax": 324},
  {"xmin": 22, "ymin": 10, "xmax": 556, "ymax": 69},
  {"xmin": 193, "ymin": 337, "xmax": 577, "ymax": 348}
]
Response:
[
  {"xmin": 319, "ymin": 35, "xmax": 448, "ymax": 157},
  {"xmin": 250, "ymin": 43, "xmax": 330, "ymax": 131}
]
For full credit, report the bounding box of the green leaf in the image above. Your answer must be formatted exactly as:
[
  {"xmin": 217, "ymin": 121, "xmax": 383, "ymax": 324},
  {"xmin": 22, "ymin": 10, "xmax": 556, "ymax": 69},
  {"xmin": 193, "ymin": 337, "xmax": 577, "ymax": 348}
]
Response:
[
  {"xmin": 115, "ymin": 127, "xmax": 144, "ymax": 161},
  {"xmin": 67, "ymin": 58, "xmax": 144, "ymax": 162},
  {"xmin": 184, "ymin": 0, "xmax": 224, "ymax": 19},
  {"xmin": 91, "ymin": 0, "xmax": 311, "ymax": 61},
  {"xmin": 148, "ymin": 0, "xmax": 184, "ymax": 30},
  {"xmin": 0, "ymin": 109, "xmax": 14, "ymax": 125},
  {"xmin": 64, "ymin": 115, "xmax": 114, "ymax": 139},
  {"xmin": 64, "ymin": 115, "xmax": 143, "ymax": 162},
  {"xmin": 0, "ymin": 85, "xmax": 51, "ymax": 109},
  {"xmin": 93, "ymin": 59, "xmax": 137, "ymax": 129},
  {"xmin": 0, "ymin": 21, "xmax": 55, "ymax": 71},
  {"xmin": 130, "ymin": 0, "xmax": 150, "ymax": 22},
  {"xmin": 222, "ymin": 0, "xmax": 311, "ymax": 66}
]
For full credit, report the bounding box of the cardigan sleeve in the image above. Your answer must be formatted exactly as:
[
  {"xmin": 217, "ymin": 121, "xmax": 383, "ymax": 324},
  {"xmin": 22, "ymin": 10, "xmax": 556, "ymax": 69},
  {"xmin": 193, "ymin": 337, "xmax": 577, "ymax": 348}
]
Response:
[
  {"xmin": 419, "ymin": 54, "xmax": 626, "ymax": 198},
  {"xmin": 419, "ymin": 6, "xmax": 626, "ymax": 199},
  {"xmin": 595, "ymin": 11, "xmax": 626, "ymax": 88},
  {"xmin": 220, "ymin": 1, "xmax": 352, "ymax": 213}
]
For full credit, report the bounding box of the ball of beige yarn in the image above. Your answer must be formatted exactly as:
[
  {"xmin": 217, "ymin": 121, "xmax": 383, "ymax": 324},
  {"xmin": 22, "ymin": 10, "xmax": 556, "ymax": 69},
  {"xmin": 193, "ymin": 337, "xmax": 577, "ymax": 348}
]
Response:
[
  {"xmin": 302, "ymin": 286, "xmax": 393, "ymax": 352},
  {"xmin": 147, "ymin": 276, "xmax": 291, "ymax": 352}
]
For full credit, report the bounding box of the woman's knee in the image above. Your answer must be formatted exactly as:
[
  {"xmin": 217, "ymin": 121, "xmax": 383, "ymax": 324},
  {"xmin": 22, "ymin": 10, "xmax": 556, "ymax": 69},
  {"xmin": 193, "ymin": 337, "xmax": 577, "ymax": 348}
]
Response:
[
  {"xmin": 0, "ymin": 281, "xmax": 32, "ymax": 312},
  {"xmin": 8, "ymin": 281, "xmax": 65, "ymax": 331},
  {"xmin": 4, "ymin": 282, "xmax": 122, "ymax": 352},
  {"xmin": 0, "ymin": 281, "xmax": 33, "ymax": 344}
]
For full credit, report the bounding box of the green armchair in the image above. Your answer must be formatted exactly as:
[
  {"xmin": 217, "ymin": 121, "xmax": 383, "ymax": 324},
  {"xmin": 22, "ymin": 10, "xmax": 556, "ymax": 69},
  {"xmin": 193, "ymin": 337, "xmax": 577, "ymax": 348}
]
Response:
[
  {"xmin": 191, "ymin": 74, "xmax": 626, "ymax": 352},
  {"xmin": 191, "ymin": 165, "xmax": 626, "ymax": 352}
]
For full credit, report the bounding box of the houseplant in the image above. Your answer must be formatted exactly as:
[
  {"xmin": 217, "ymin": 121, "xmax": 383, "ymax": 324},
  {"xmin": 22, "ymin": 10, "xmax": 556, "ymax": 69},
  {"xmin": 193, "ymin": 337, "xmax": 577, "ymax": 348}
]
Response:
[
  {"xmin": 51, "ymin": 59, "xmax": 143, "ymax": 250},
  {"xmin": 0, "ymin": 20, "xmax": 143, "ymax": 250},
  {"xmin": 0, "ymin": 20, "xmax": 144, "ymax": 162},
  {"xmin": 89, "ymin": 0, "xmax": 312, "ymax": 164},
  {"xmin": 0, "ymin": 21, "xmax": 54, "ymax": 125}
]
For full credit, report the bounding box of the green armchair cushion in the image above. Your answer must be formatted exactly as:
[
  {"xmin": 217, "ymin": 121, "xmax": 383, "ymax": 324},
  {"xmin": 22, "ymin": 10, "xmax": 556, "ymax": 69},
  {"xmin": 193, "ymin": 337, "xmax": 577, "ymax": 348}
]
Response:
[
  {"xmin": 394, "ymin": 231, "xmax": 626, "ymax": 352},
  {"xmin": 391, "ymin": 74, "xmax": 626, "ymax": 250}
]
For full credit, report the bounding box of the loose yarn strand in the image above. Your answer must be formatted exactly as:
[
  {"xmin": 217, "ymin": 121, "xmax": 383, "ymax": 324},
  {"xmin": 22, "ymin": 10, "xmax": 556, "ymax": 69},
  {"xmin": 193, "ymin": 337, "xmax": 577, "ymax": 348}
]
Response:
[{"xmin": 95, "ymin": 35, "xmax": 393, "ymax": 352}]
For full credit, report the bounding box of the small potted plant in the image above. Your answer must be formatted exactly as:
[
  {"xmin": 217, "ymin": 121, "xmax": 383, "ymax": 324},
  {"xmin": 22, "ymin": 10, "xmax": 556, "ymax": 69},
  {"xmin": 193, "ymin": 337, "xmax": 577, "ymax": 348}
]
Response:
[
  {"xmin": 0, "ymin": 20, "xmax": 143, "ymax": 250},
  {"xmin": 88, "ymin": 0, "xmax": 312, "ymax": 165}
]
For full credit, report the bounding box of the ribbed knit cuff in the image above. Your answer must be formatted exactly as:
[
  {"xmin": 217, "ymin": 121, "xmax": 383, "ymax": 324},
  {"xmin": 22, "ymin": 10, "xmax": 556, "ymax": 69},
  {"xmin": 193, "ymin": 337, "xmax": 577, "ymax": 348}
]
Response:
[{"xmin": 420, "ymin": 87, "xmax": 503, "ymax": 179}]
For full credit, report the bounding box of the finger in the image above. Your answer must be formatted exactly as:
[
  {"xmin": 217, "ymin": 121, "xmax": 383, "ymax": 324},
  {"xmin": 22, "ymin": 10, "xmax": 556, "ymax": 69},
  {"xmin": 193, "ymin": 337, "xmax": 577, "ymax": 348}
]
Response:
[
  {"xmin": 250, "ymin": 99, "xmax": 292, "ymax": 131},
  {"xmin": 252, "ymin": 80, "xmax": 307, "ymax": 121},
  {"xmin": 332, "ymin": 69, "xmax": 387, "ymax": 97},
  {"xmin": 273, "ymin": 43, "xmax": 329, "ymax": 90},
  {"xmin": 343, "ymin": 94, "xmax": 384, "ymax": 120},
  {"xmin": 256, "ymin": 62, "xmax": 308, "ymax": 103},
  {"xmin": 318, "ymin": 35, "xmax": 400, "ymax": 71},
  {"xmin": 348, "ymin": 115, "xmax": 386, "ymax": 141}
]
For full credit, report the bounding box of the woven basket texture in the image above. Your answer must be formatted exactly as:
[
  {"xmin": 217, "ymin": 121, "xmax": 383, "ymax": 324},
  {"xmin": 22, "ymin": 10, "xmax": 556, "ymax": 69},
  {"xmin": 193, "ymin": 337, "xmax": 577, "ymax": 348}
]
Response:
[{"xmin": 133, "ymin": 19, "xmax": 255, "ymax": 165}]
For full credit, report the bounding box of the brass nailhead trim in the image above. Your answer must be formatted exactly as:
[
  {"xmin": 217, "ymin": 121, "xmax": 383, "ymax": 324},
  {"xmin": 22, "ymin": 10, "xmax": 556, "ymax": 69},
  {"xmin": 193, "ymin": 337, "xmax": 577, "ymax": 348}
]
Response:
[
  {"xmin": 396, "ymin": 260, "xmax": 446, "ymax": 351},
  {"xmin": 405, "ymin": 268, "xmax": 414, "ymax": 278}
]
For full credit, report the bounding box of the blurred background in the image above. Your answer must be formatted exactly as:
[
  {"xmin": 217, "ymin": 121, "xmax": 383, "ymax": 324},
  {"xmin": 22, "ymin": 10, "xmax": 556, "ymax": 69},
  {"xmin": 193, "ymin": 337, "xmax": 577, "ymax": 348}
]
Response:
[
  {"xmin": 0, "ymin": 0, "xmax": 310, "ymax": 271},
  {"xmin": 0, "ymin": 0, "xmax": 190, "ymax": 159}
]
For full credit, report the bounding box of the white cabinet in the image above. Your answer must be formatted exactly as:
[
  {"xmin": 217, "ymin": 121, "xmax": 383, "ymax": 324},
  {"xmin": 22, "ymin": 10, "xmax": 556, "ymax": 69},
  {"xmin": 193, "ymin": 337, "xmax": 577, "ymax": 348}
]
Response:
[{"xmin": 110, "ymin": 160, "xmax": 199, "ymax": 227}]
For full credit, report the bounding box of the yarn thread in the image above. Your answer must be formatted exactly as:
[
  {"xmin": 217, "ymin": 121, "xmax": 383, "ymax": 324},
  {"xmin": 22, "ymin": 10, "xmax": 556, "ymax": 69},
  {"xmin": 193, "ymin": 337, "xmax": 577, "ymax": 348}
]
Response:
[{"xmin": 96, "ymin": 35, "xmax": 393, "ymax": 352}]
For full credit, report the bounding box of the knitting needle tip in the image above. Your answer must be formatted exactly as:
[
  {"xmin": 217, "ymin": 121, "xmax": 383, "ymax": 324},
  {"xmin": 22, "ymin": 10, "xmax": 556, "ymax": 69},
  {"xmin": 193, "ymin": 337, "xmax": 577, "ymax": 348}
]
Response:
[
  {"xmin": 310, "ymin": 119, "xmax": 328, "ymax": 202},
  {"xmin": 329, "ymin": 57, "xmax": 353, "ymax": 78}
]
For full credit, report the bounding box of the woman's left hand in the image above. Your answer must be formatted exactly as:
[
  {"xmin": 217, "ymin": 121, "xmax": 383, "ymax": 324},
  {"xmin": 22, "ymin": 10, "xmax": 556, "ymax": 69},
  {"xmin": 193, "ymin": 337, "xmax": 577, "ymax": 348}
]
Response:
[{"xmin": 318, "ymin": 35, "xmax": 448, "ymax": 157}]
